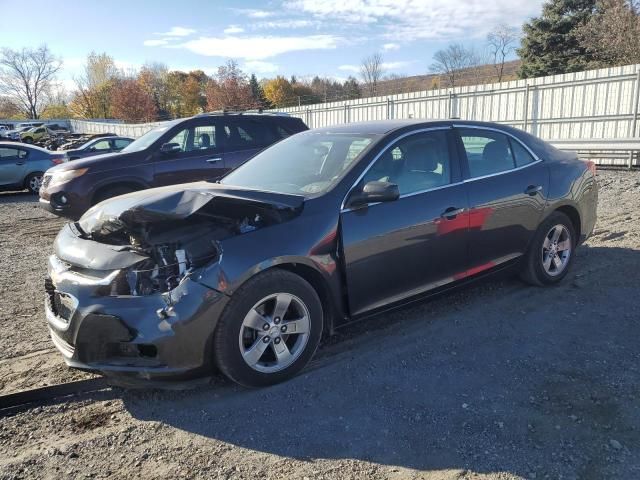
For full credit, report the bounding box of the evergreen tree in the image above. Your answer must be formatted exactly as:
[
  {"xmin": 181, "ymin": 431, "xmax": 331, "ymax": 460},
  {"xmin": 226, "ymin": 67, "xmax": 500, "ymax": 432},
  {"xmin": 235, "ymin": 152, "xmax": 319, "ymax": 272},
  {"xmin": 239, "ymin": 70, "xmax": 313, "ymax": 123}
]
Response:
[
  {"xmin": 518, "ymin": 0, "xmax": 598, "ymax": 78},
  {"xmin": 249, "ymin": 73, "xmax": 268, "ymax": 108}
]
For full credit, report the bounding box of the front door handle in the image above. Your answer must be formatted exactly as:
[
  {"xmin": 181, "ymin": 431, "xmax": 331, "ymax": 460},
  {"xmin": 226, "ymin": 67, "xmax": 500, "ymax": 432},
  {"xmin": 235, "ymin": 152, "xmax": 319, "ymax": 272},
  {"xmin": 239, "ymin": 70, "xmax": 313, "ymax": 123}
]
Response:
[
  {"xmin": 440, "ymin": 207, "xmax": 465, "ymax": 220},
  {"xmin": 206, "ymin": 157, "xmax": 222, "ymax": 163},
  {"xmin": 525, "ymin": 185, "xmax": 543, "ymax": 196}
]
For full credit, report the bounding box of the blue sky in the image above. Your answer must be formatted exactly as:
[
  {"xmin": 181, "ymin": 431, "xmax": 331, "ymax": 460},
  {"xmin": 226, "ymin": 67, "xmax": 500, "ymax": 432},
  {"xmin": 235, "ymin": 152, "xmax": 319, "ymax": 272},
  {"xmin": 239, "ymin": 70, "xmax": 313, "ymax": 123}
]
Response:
[{"xmin": 0, "ymin": 0, "xmax": 544, "ymax": 89}]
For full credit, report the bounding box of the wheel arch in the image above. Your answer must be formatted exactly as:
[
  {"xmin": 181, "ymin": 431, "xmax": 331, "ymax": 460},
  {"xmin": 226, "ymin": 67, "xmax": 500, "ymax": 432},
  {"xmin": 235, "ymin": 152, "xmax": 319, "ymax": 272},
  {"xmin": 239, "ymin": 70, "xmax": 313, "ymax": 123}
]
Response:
[
  {"xmin": 274, "ymin": 262, "xmax": 338, "ymax": 337},
  {"xmin": 553, "ymin": 204, "xmax": 581, "ymax": 243},
  {"xmin": 91, "ymin": 180, "xmax": 147, "ymax": 205}
]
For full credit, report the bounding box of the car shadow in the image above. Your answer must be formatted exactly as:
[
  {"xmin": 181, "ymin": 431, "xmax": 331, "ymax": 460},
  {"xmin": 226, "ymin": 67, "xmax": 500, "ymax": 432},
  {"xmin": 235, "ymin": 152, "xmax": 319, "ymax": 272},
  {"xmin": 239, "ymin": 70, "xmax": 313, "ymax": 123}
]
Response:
[
  {"xmin": 119, "ymin": 245, "xmax": 640, "ymax": 478},
  {"xmin": 0, "ymin": 190, "xmax": 37, "ymax": 204}
]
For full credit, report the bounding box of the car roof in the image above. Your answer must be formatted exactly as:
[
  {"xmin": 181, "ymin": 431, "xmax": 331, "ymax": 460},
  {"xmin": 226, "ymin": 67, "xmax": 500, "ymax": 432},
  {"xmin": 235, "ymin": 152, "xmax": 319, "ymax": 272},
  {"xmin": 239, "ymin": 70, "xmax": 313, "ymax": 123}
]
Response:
[
  {"xmin": 311, "ymin": 119, "xmax": 528, "ymax": 136},
  {"xmin": 0, "ymin": 142, "xmax": 52, "ymax": 153}
]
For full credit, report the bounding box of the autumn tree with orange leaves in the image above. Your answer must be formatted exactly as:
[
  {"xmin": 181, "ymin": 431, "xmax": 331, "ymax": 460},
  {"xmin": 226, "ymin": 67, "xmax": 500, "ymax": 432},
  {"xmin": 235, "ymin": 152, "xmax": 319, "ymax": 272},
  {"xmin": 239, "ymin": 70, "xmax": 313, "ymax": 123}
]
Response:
[{"xmin": 110, "ymin": 77, "xmax": 158, "ymax": 123}]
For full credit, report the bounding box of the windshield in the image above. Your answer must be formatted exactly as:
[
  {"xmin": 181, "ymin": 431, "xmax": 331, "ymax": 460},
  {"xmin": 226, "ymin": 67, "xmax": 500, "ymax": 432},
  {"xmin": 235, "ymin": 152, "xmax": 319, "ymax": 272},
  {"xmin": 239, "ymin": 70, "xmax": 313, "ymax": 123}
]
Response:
[
  {"xmin": 121, "ymin": 122, "xmax": 177, "ymax": 153},
  {"xmin": 221, "ymin": 131, "xmax": 376, "ymax": 197}
]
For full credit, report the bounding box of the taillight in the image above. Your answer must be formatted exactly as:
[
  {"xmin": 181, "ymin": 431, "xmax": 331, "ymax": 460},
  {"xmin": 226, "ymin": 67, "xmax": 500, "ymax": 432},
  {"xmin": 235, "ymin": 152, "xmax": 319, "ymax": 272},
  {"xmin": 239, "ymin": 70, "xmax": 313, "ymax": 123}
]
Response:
[
  {"xmin": 586, "ymin": 160, "xmax": 597, "ymax": 175},
  {"xmin": 51, "ymin": 156, "xmax": 65, "ymax": 165}
]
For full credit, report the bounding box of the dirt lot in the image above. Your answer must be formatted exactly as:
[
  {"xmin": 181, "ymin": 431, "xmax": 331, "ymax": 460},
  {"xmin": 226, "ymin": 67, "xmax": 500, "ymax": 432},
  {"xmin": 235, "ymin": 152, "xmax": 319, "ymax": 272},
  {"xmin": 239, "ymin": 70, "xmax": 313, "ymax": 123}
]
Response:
[{"xmin": 0, "ymin": 170, "xmax": 639, "ymax": 480}]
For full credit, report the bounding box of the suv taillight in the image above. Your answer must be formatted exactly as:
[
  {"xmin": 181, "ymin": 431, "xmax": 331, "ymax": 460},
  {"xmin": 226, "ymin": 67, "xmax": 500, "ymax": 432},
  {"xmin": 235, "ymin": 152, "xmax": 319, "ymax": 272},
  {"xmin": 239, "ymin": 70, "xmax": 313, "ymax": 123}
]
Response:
[
  {"xmin": 51, "ymin": 156, "xmax": 65, "ymax": 165},
  {"xmin": 586, "ymin": 160, "xmax": 597, "ymax": 175}
]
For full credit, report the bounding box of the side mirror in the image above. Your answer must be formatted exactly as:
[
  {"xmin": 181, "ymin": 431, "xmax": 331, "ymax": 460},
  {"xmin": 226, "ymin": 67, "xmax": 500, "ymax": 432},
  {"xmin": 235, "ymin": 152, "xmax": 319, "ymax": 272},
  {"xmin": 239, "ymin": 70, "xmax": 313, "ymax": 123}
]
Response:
[
  {"xmin": 348, "ymin": 180, "xmax": 400, "ymax": 208},
  {"xmin": 160, "ymin": 142, "xmax": 181, "ymax": 154}
]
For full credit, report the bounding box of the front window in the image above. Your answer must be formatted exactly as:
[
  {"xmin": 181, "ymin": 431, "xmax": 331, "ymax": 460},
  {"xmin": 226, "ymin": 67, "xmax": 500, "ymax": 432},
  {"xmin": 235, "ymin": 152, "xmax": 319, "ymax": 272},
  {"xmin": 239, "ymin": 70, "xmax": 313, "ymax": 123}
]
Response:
[
  {"xmin": 121, "ymin": 121, "xmax": 180, "ymax": 153},
  {"xmin": 221, "ymin": 131, "xmax": 376, "ymax": 196}
]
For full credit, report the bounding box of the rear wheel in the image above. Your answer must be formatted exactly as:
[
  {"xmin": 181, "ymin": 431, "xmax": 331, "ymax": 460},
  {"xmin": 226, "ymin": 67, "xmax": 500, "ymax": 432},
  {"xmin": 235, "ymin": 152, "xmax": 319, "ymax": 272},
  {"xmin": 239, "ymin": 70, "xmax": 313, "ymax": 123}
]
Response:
[
  {"xmin": 25, "ymin": 172, "xmax": 44, "ymax": 194},
  {"xmin": 22, "ymin": 137, "xmax": 33, "ymax": 144},
  {"xmin": 213, "ymin": 269, "xmax": 323, "ymax": 387},
  {"xmin": 93, "ymin": 185, "xmax": 136, "ymax": 205},
  {"xmin": 520, "ymin": 211, "xmax": 576, "ymax": 286}
]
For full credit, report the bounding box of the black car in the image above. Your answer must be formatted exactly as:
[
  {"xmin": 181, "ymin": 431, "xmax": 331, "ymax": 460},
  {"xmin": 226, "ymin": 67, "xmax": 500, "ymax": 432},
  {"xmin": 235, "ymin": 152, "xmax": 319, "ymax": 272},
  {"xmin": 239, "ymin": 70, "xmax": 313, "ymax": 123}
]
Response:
[
  {"xmin": 39, "ymin": 112, "xmax": 308, "ymax": 219},
  {"xmin": 63, "ymin": 136, "xmax": 134, "ymax": 160},
  {"xmin": 45, "ymin": 120, "xmax": 598, "ymax": 387}
]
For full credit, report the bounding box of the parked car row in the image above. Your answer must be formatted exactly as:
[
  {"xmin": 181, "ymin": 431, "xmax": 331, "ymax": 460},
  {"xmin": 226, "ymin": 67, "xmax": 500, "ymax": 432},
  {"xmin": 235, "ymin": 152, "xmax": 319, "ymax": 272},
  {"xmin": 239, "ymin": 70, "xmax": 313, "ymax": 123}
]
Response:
[{"xmin": 38, "ymin": 111, "xmax": 598, "ymax": 389}]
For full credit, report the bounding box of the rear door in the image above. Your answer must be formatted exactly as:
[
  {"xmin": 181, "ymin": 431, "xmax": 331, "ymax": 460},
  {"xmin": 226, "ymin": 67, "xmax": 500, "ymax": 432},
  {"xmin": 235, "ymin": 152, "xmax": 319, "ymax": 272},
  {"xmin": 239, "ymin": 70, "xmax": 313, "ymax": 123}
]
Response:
[
  {"xmin": 221, "ymin": 117, "xmax": 281, "ymax": 170},
  {"xmin": 340, "ymin": 128, "xmax": 470, "ymax": 316},
  {"xmin": 0, "ymin": 147, "xmax": 28, "ymax": 186},
  {"xmin": 153, "ymin": 118, "xmax": 227, "ymax": 186},
  {"xmin": 455, "ymin": 126, "xmax": 549, "ymax": 271}
]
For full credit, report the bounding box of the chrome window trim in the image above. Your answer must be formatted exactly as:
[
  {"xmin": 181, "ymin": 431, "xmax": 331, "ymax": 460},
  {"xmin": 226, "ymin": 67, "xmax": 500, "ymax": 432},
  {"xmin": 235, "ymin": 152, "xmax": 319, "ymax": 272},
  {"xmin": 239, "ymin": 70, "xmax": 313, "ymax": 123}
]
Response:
[
  {"xmin": 454, "ymin": 123, "xmax": 541, "ymax": 162},
  {"xmin": 340, "ymin": 123, "xmax": 545, "ymax": 213}
]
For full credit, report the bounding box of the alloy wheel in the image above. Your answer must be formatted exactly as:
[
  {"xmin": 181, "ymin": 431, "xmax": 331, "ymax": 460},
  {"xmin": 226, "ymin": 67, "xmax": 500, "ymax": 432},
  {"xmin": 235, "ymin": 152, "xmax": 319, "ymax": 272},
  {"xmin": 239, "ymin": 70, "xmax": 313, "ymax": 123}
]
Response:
[
  {"xmin": 238, "ymin": 293, "xmax": 311, "ymax": 373},
  {"xmin": 29, "ymin": 175, "xmax": 43, "ymax": 193},
  {"xmin": 541, "ymin": 224, "xmax": 572, "ymax": 277}
]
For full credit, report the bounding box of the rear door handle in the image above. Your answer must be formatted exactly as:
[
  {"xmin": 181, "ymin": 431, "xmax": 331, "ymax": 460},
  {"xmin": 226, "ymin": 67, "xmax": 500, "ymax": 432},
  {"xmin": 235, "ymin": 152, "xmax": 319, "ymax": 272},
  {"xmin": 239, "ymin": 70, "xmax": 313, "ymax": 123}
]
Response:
[
  {"xmin": 440, "ymin": 207, "xmax": 465, "ymax": 220},
  {"xmin": 206, "ymin": 157, "xmax": 222, "ymax": 163},
  {"xmin": 525, "ymin": 185, "xmax": 543, "ymax": 196}
]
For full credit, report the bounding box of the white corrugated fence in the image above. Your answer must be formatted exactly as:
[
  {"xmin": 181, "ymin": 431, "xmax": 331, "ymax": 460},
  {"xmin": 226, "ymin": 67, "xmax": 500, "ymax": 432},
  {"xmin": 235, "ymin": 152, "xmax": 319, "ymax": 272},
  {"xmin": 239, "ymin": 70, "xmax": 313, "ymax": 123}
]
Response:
[{"xmin": 70, "ymin": 64, "xmax": 640, "ymax": 167}]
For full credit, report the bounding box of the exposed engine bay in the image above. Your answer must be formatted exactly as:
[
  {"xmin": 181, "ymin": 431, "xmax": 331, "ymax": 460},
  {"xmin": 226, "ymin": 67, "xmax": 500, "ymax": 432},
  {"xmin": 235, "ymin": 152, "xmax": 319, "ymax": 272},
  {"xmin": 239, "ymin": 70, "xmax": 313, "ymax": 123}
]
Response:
[{"xmin": 56, "ymin": 184, "xmax": 305, "ymax": 297}]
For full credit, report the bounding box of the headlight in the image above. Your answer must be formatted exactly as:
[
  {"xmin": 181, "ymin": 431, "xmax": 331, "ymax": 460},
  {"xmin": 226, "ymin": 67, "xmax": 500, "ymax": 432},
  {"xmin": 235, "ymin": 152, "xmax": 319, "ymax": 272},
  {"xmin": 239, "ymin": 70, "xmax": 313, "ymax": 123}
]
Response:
[{"xmin": 48, "ymin": 168, "xmax": 88, "ymax": 188}]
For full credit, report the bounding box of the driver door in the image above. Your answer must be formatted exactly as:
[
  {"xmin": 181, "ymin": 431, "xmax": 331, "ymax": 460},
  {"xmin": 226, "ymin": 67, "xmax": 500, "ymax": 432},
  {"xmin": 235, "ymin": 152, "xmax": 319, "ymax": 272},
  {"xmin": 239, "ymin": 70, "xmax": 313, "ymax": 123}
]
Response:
[
  {"xmin": 153, "ymin": 119, "xmax": 227, "ymax": 186},
  {"xmin": 339, "ymin": 128, "xmax": 470, "ymax": 316}
]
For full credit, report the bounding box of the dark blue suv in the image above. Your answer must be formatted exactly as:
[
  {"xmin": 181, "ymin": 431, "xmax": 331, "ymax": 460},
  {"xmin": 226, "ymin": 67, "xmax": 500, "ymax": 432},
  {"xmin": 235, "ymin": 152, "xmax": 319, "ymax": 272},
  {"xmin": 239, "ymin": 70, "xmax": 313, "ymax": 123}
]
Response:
[{"xmin": 40, "ymin": 112, "xmax": 308, "ymax": 219}]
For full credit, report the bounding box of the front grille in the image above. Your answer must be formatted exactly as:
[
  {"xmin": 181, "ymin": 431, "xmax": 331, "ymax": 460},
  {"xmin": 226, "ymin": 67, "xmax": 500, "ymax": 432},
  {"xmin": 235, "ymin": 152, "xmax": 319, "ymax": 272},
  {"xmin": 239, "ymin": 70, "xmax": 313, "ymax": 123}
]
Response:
[
  {"xmin": 44, "ymin": 277, "xmax": 75, "ymax": 321},
  {"xmin": 44, "ymin": 277, "xmax": 56, "ymax": 313}
]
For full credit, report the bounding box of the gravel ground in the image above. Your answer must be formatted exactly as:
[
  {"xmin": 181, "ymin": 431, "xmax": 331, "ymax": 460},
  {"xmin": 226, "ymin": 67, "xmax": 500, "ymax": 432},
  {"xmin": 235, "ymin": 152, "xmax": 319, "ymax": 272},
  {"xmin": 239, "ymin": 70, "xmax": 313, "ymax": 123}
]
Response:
[{"xmin": 0, "ymin": 170, "xmax": 639, "ymax": 480}]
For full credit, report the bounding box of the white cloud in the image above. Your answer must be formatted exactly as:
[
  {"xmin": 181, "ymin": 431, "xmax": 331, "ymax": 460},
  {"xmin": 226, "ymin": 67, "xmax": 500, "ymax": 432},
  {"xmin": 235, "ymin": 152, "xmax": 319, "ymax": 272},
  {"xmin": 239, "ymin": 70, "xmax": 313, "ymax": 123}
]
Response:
[
  {"xmin": 244, "ymin": 60, "xmax": 279, "ymax": 74},
  {"xmin": 236, "ymin": 9, "xmax": 275, "ymax": 18},
  {"xmin": 223, "ymin": 25, "xmax": 245, "ymax": 34},
  {"xmin": 286, "ymin": 0, "xmax": 542, "ymax": 40},
  {"xmin": 382, "ymin": 61, "xmax": 411, "ymax": 70},
  {"xmin": 143, "ymin": 39, "xmax": 169, "ymax": 47},
  {"xmin": 253, "ymin": 19, "xmax": 316, "ymax": 29},
  {"xmin": 382, "ymin": 43, "xmax": 400, "ymax": 51},
  {"xmin": 338, "ymin": 64, "xmax": 359, "ymax": 72},
  {"xmin": 179, "ymin": 34, "xmax": 339, "ymax": 60},
  {"xmin": 161, "ymin": 26, "xmax": 196, "ymax": 37}
]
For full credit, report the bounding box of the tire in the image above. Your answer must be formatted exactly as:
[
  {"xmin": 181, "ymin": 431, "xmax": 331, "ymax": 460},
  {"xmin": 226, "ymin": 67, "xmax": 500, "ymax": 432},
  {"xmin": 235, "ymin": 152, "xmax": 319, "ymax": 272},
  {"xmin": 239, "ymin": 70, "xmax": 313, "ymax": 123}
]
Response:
[
  {"xmin": 93, "ymin": 185, "xmax": 136, "ymax": 205},
  {"xmin": 25, "ymin": 172, "xmax": 44, "ymax": 194},
  {"xmin": 520, "ymin": 211, "xmax": 576, "ymax": 286},
  {"xmin": 22, "ymin": 137, "xmax": 33, "ymax": 144},
  {"xmin": 213, "ymin": 269, "xmax": 323, "ymax": 387}
]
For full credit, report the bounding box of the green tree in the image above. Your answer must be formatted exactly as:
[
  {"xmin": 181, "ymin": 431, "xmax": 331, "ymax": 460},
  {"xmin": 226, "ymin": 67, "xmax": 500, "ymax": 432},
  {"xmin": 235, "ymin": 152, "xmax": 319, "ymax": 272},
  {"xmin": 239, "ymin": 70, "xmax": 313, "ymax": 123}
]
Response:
[
  {"xmin": 577, "ymin": 0, "xmax": 640, "ymax": 67},
  {"xmin": 518, "ymin": 0, "xmax": 598, "ymax": 78},
  {"xmin": 249, "ymin": 73, "xmax": 269, "ymax": 108}
]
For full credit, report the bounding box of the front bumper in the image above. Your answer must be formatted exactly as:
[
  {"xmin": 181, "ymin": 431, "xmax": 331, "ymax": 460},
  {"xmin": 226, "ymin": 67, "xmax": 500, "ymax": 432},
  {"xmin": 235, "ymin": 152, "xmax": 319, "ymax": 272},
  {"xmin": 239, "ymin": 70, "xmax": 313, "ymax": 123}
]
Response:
[
  {"xmin": 45, "ymin": 255, "xmax": 230, "ymax": 381},
  {"xmin": 39, "ymin": 175, "xmax": 91, "ymax": 220}
]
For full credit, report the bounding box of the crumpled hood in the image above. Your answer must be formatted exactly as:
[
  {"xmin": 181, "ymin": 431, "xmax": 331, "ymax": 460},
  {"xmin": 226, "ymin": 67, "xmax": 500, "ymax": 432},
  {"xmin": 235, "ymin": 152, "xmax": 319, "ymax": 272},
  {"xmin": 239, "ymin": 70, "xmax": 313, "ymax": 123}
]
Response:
[{"xmin": 77, "ymin": 181, "xmax": 305, "ymax": 237}]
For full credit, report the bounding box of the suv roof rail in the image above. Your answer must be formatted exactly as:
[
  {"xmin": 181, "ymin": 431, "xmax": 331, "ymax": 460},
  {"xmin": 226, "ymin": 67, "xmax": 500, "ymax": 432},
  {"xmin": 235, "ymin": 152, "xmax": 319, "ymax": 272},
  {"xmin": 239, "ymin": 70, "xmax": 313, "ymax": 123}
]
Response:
[{"xmin": 195, "ymin": 109, "xmax": 291, "ymax": 117}]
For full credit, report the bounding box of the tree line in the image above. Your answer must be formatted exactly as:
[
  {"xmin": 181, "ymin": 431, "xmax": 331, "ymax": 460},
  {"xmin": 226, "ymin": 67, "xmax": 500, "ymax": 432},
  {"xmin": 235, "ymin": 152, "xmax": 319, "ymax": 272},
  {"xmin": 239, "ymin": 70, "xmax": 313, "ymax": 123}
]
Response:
[{"xmin": 1, "ymin": 0, "xmax": 639, "ymax": 121}]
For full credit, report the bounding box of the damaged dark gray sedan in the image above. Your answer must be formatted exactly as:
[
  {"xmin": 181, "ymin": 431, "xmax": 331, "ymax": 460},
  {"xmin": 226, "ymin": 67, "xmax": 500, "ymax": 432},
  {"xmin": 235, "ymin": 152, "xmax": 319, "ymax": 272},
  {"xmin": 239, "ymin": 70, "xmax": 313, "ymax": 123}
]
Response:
[{"xmin": 45, "ymin": 120, "xmax": 598, "ymax": 387}]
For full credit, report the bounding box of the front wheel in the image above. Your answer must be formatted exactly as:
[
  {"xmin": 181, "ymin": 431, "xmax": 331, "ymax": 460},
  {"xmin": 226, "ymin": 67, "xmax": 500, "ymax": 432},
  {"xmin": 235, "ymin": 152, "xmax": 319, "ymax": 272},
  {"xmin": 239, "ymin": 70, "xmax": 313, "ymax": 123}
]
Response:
[
  {"xmin": 520, "ymin": 211, "xmax": 576, "ymax": 286},
  {"xmin": 213, "ymin": 269, "xmax": 323, "ymax": 387}
]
